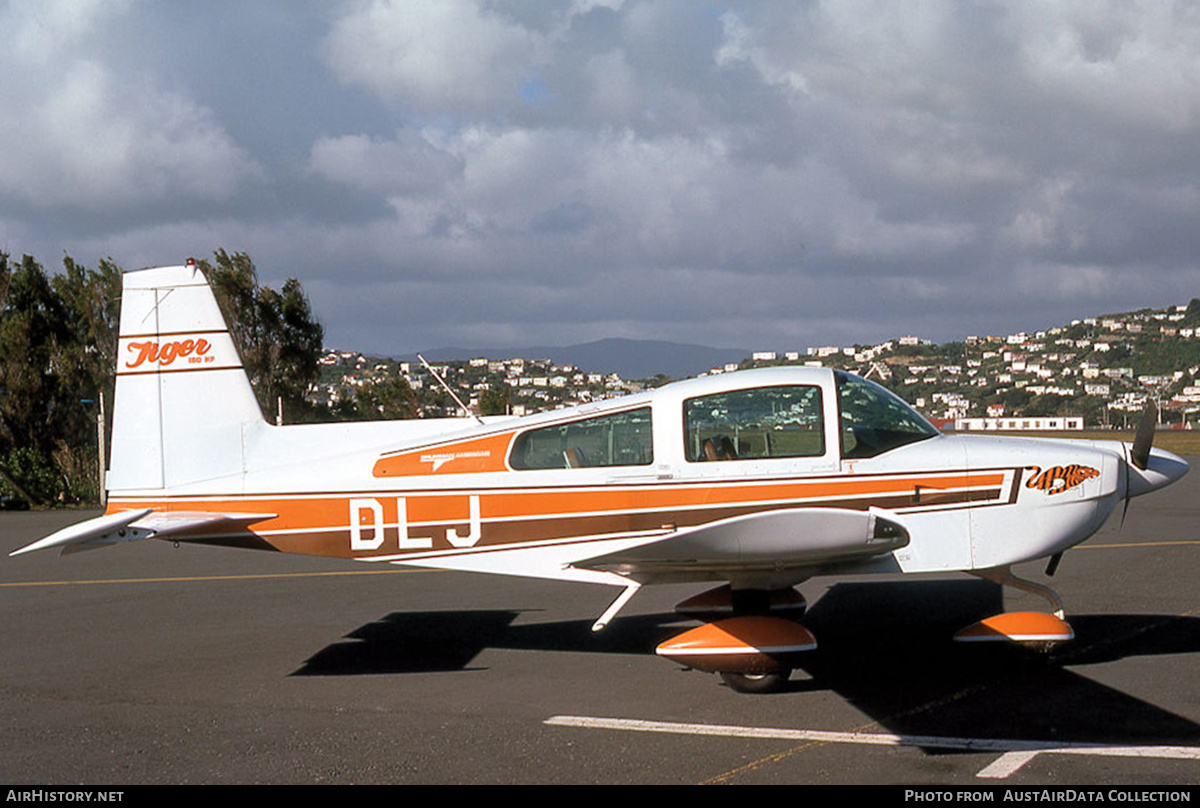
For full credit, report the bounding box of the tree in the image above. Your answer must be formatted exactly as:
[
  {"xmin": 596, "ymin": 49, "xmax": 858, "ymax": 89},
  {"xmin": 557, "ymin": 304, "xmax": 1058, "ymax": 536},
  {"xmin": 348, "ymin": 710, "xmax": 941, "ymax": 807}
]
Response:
[
  {"xmin": 197, "ymin": 250, "xmax": 324, "ymax": 422},
  {"xmin": 479, "ymin": 387, "xmax": 509, "ymax": 416},
  {"xmin": 48, "ymin": 256, "xmax": 121, "ymax": 500},
  {"xmin": 0, "ymin": 253, "xmax": 118, "ymax": 504},
  {"xmin": 0, "ymin": 249, "xmax": 325, "ymax": 505},
  {"xmin": 349, "ymin": 376, "xmax": 420, "ymax": 420}
]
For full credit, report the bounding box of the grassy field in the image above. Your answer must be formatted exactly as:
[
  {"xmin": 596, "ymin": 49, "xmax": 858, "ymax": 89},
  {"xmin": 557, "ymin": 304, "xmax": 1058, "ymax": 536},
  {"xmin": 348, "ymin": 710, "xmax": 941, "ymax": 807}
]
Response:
[{"xmin": 958, "ymin": 428, "xmax": 1200, "ymax": 455}]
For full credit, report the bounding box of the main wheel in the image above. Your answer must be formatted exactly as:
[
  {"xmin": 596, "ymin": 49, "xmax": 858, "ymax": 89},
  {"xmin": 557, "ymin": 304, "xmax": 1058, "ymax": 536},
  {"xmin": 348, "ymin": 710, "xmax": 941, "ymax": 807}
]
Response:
[{"xmin": 720, "ymin": 670, "xmax": 791, "ymax": 694}]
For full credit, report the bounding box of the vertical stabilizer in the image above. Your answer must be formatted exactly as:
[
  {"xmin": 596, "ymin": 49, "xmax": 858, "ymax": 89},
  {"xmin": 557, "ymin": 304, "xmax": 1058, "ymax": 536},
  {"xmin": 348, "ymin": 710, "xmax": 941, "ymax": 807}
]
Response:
[{"xmin": 107, "ymin": 263, "xmax": 264, "ymax": 493}]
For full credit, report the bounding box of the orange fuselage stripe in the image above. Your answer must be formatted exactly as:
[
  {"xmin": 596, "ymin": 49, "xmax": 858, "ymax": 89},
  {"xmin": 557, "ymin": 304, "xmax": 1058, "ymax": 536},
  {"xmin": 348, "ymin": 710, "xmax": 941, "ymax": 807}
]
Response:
[{"xmin": 107, "ymin": 471, "xmax": 1005, "ymax": 534}]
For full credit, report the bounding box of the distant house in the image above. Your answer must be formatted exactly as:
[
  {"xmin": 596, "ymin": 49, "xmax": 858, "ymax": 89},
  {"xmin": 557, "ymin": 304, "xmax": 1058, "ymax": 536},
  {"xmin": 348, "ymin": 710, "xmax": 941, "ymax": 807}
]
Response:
[{"xmin": 955, "ymin": 417, "xmax": 1084, "ymax": 431}]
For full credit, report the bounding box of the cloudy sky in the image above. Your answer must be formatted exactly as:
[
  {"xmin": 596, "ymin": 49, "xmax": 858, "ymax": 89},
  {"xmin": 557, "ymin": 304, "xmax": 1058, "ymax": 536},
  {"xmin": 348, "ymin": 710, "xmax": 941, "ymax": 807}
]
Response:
[{"xmin": 3, "ymin": 0, "xmax": 1200, "ymax": 356}]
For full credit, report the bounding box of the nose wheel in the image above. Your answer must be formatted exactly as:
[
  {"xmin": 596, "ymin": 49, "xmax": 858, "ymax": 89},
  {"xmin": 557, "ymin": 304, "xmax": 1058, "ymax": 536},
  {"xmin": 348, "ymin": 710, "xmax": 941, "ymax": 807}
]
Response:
[{"xmin": 954, "ymin": 566, "xmax": 1074, "ymax": 650}]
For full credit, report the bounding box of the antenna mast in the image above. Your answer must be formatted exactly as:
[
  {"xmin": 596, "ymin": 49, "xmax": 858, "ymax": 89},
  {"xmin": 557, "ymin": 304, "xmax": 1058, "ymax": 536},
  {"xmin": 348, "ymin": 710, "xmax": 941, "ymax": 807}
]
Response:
[{"xmin": 418, "ymin": 354, "xmax": 484, "ymax": 425}]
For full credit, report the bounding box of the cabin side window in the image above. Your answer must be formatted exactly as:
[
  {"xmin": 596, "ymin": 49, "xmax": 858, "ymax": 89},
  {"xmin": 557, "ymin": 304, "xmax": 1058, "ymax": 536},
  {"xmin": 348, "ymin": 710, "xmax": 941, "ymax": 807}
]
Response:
[
  {"xmin": 509, "ymin": 407, "xmax": 654, "ymax": 470},
  {"xmin": 684, "ymin": 386, "xmax": 825, "ymax": 462}
]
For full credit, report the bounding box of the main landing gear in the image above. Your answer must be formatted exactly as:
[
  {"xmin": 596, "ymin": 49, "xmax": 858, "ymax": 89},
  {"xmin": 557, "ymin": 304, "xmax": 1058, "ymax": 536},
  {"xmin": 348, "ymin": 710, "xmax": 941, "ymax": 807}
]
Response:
[
  {"xmin": 655, "ymin": 585, "xmax": 816, "ymax": 694},
  {"xmin": 655, "ymin": 568, "xmax": 1077, "ymax": 692}
]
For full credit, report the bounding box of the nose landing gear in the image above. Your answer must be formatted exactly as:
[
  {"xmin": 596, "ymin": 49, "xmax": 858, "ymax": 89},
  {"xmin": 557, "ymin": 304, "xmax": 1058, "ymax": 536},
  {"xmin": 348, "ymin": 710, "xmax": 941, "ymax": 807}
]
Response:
[{"xmin": 953, "ymin": 566, "xmax": 1074, "ymax": 651}]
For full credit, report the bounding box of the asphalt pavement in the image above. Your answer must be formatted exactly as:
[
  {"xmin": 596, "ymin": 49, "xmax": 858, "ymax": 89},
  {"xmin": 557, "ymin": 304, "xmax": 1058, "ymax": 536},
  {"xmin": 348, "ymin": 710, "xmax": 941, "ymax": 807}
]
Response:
[{"xmin": 2, "ymin": 467, "xmax": 1198, "ymax": 785}]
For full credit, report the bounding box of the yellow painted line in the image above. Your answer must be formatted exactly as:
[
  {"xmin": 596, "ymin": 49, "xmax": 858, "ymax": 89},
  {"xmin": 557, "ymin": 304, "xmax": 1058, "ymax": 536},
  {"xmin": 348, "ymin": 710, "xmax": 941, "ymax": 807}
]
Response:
[
  {"xmin": 0, "ymin": 567, "xmax": 429, "ymax": 588},
  {"xmin": 1078, "ymin": 539, "xmax": 1200, "ymax": 550},
  {"xmin": 700, "ymin": 740, "xmax": 827, "ymax": 784}
]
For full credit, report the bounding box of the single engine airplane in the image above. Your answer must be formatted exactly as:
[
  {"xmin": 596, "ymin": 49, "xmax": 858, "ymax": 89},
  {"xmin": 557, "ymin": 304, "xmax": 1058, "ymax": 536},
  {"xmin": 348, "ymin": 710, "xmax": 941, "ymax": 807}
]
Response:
[{"xmin": 11, "ymin": 262, "xmax": 1189, "ymax": 692}]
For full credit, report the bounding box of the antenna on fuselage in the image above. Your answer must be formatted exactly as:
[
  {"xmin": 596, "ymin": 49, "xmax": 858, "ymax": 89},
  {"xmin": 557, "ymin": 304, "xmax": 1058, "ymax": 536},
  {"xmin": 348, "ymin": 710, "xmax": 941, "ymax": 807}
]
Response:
[{"xmin": 418, "ymin": 354, "xmax": 485, "ymax": 425}]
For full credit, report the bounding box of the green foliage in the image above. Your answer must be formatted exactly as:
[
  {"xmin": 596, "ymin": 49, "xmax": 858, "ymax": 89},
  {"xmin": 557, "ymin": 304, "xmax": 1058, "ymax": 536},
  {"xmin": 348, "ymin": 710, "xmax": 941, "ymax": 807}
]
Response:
[
  {"xmin": 1184, "ymin": 299, "xmax": 1200, "ymax": 327},
  {"xmin": 350, "ymin": 376, "xmax": 420, "ymax": 420},
  {"xmin": 197, "ymin": 250, "xmax": 325, "ymax": 422},
  {"xmin": 0, "ymin": 447, "xmax": 63, "ymax": 505},
  {"xmin": 479, "ymin": 387, "xmax": 509, "ymax": 416},
  {"xmin": 1123, "ymin": 333, "xmax": 1200, "ymax": 376},
  {"xmin": 0, "ymin": 253, "xmax": 116, "ymax": 505},
  {"xmin": 0, "ymin": 248, "xmax": 325, "ymax": 506}
]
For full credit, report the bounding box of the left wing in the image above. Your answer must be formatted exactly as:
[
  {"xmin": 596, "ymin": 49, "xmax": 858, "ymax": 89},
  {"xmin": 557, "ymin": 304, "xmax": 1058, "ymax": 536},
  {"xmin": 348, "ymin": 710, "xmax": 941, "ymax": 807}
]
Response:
[{"xmin": 575, "ymin": 506, "xmax": 909, "ymax": 581}]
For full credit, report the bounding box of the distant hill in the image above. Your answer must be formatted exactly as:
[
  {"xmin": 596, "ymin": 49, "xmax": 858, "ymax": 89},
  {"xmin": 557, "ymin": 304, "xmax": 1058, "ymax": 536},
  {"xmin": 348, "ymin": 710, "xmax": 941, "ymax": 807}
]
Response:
[{"xmin": 404, "ymin": 338, "xmax": 748, "ymax": 380}]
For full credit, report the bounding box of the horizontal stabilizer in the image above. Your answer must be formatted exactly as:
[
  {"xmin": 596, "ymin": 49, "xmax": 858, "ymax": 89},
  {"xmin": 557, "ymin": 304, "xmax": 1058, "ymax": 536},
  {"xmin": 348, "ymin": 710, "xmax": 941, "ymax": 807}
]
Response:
[
  {"xmin": 121, "ymin": 511, "xmax": 277, "ymax": 540},
  {"xmin": 9, "ymin": 509, "xmax": 154, "ymax": 557},
  {"xmin": 10, "ymin": 509, "xmax": 276, "ymax": 557}
]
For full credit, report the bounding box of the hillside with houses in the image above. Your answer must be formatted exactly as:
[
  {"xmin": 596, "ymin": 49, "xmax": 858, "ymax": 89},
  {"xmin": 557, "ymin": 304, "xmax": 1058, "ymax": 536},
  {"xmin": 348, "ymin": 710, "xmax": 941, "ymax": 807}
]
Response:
[{"xmin": 309, "ymin": 299, "xmax": 1200, "ymax": 429}]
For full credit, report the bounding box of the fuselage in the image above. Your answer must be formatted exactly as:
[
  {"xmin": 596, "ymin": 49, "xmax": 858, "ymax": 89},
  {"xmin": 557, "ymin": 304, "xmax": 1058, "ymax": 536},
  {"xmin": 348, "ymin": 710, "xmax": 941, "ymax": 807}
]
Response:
[{"xmin": 102, "ymin": 366, "xmax": 1183, "ymax": 589}]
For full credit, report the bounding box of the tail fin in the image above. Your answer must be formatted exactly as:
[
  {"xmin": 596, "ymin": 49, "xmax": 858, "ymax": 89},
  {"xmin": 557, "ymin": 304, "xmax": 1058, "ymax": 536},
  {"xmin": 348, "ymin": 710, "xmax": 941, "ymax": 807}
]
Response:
[{"xmin": 107, "ymin": 262, "xmax": 264, "ymax": 493}]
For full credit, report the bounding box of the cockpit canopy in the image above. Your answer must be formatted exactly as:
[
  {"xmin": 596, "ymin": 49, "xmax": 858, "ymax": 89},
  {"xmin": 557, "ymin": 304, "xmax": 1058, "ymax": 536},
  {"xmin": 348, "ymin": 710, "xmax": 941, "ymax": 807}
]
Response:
[{"xmin": 504, "ymin": 369, "xmax": 939, "ymax": 470}]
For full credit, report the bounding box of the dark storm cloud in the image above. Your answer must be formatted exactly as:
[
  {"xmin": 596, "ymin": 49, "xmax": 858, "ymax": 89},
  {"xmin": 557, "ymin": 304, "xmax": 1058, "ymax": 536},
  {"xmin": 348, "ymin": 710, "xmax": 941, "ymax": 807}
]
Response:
[{"xmin": 3, "ymin": 1, "xmax": 1199, "ymax": 357}]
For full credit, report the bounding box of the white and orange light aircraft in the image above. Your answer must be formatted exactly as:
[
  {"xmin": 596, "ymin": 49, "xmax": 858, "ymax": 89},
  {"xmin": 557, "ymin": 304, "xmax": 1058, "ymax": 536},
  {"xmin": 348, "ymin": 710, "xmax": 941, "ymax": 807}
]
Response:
[{"xmin": 12, "ymin": 262, "xmax": 1190, "ymax": 692}]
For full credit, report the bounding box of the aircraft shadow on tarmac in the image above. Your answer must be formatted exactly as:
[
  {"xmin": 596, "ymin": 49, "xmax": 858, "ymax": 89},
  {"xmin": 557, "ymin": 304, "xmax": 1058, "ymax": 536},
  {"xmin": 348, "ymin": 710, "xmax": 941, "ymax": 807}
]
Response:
[{"xmin": 293, "ymin": 578, "xmax": 1200, "ymax": 746}]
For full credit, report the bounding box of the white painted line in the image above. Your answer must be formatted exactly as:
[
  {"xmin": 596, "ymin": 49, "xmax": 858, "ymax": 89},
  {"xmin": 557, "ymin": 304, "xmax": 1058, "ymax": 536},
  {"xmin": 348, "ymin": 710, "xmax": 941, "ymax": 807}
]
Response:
[
  {"xmin": 544, "ymin": 715, "xmax": 1200, "ymax": 779},
  {"xmin": 978, "ymin": 745, "xmax": 1200, "ymax": 779},
  {"xmin": 976, "ymin": 751, "xmax": 1041, "ymax": 779}
]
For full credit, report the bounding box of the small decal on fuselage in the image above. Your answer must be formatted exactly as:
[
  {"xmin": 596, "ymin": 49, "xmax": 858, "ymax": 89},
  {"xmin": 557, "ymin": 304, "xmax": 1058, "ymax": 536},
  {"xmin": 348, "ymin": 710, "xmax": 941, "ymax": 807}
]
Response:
[
  {"xmin": 419, "ymin": 450, "xmax": 492, "ymax": 472},
  {"xmin": 1025, "ymin": 464, "xmax": 1100, "ymax": 495}
]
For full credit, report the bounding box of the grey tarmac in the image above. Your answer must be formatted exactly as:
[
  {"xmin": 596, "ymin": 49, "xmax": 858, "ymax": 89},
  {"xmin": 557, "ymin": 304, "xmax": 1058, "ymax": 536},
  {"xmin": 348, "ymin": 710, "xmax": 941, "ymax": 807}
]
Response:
[{"xmin": 1, "ymin": 464, "xmax": 1198, "ymax": 785}]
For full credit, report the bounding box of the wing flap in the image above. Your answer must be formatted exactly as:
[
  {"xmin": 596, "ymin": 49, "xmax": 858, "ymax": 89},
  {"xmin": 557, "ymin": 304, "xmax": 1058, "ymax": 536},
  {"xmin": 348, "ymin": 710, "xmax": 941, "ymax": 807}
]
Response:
[{"xmin": 575, "ymin": 506, "xmax": 909, "ymax": 577}]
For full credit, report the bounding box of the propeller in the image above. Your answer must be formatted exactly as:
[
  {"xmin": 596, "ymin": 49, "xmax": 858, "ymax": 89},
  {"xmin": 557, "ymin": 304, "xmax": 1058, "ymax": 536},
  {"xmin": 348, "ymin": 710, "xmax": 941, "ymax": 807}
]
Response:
[
  {"xmin": 1129, "ymin": 398, "xmax": 1158, "ymax": 472},
  {"xmin": 1121, "ymin": 398, "xmax": 1158, "ymax": 527}
]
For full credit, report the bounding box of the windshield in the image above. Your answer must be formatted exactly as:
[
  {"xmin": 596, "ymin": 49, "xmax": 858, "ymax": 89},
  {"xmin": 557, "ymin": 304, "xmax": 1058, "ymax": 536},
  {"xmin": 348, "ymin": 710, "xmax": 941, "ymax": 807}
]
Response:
[{"xmin": 836, "ymin": 371, "xmax": 939, "ymax": 458}]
